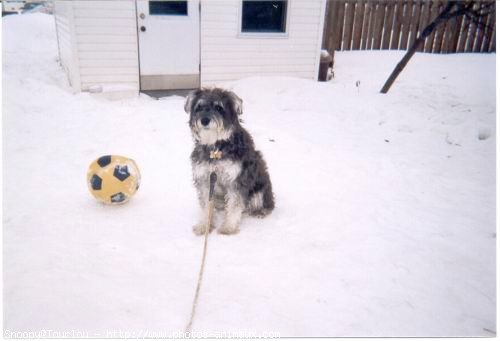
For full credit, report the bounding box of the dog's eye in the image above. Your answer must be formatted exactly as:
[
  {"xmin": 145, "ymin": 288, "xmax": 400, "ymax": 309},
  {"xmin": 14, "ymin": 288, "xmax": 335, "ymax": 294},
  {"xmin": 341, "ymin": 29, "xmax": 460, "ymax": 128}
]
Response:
[{"xmin": 214, "ymin": 104, "xmax": 224, "ymax": 112}]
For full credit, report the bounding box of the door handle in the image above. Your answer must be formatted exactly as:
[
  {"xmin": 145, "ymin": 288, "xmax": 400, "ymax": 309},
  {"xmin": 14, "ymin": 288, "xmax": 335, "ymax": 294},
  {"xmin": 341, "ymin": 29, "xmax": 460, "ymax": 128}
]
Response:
[{"xmin": 140, "ymin": 26, "xmax": 146, "ymax": 32}]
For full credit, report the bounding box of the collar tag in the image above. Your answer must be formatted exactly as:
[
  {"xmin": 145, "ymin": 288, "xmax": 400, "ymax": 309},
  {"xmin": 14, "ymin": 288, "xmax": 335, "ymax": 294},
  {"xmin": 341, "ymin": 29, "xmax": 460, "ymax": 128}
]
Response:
[{"xmin": 209, "ymin": 149, "xmax": 223, "ymax": 160}]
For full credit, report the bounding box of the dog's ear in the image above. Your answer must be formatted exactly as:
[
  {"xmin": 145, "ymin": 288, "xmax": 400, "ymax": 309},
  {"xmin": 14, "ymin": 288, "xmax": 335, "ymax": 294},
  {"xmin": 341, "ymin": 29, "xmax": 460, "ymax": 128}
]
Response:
[
  {"xmin": 227, "ymin": 91, "xmax": 243, "ymax": 116},
  {"xmin": 184, "ymin": 89, "xmax": 201, "ymax": 114}
]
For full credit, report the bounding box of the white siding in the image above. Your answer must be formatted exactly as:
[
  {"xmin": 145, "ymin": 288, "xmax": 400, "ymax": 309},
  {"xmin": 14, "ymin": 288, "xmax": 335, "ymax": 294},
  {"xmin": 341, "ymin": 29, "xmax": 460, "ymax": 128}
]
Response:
[
  {"xmin": 73, "ymin": 0, "xmax": 139, "ymax": 92},
  {"xmin": 54, "ymin": 0, "xmax": 140, "ymax": 93},
  {"xmin": 54, "ymin": 0, "xmax": 326, "ymax": 92},
  {"xmin": 200, "ymin": 0, "xmax": 326, "ymax": 85},
  {"xmin": 54, "ymin": 1, "xmax": 81, "ymax": 91}
]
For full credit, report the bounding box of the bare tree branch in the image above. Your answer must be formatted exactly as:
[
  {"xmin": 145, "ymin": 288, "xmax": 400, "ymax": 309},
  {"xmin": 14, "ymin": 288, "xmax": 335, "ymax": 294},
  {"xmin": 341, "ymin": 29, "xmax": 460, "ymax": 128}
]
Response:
[{"xmin": 380, "ymin": 0, "xmax": 495, "ymax": 94}]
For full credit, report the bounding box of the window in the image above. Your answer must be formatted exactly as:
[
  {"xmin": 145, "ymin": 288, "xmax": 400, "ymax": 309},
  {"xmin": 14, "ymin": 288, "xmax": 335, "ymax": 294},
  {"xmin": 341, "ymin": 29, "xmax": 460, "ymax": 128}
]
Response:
[
  {"xmin": 149, "ymin": 1, "xmax": 188, "ymax": 16},
  {"xmin": 241, "ymin": 1, "xmax": 287, "ymax": 33}
]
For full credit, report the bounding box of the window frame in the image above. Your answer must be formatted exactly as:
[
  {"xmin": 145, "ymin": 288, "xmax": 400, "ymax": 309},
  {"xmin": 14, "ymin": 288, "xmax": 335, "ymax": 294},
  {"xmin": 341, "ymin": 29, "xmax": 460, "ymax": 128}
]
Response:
[{"xmin": 237, "ymin": 0, "xmax": 291, "ymax": 39}]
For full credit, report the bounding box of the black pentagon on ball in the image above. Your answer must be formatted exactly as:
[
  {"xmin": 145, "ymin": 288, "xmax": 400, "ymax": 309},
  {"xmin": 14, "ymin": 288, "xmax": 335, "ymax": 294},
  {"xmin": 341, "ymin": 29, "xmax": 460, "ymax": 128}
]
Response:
[
  {"xmin": 97, "ymin": 155, "xmax": 112, "ymax": 168},
  {"xmin": 110, "ymin": 192, "xmax": 127, "ymax": 203},
  {"xmin": 90, "ymin": 174, "xmax": 102, "ymax": 190},
  {"xmin": 113, "ymin": 165, "xmax": 130, "ymax": 181}
]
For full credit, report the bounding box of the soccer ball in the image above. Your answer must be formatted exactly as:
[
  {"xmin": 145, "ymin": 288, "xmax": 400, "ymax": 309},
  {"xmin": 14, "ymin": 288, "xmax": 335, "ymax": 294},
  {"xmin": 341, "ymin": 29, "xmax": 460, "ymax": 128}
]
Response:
[{"xmin": 87, "ymin": 155, "xmax": 141, "ymax": 205}]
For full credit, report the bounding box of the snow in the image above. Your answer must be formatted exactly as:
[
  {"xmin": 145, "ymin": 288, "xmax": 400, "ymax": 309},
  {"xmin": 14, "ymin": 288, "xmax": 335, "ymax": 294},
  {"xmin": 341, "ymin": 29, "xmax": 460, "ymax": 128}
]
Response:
[{"xmin": 3, "ymin": 13, "xmax": 496, "ymax": 337}]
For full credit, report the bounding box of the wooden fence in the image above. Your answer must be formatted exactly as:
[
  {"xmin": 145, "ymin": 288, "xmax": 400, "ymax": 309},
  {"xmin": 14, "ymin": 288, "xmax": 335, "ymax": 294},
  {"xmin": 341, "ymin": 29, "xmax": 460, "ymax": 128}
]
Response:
[{"xmin": 322, "ymin": 0, "xmax": 496, "ymax": 55}]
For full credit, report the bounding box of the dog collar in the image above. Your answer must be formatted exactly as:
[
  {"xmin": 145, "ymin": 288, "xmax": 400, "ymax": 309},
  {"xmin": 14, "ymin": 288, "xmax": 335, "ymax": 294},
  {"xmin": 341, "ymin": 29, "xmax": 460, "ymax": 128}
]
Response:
[{"xmin": 209, "ymin": 149, "xmax": 223, "ymax": 160}]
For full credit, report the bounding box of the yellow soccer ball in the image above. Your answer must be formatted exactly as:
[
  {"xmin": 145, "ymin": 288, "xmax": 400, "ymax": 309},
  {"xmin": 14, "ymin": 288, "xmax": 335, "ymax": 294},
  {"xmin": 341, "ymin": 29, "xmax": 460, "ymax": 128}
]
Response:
[{"xmin": 87, "ymin": 155, "xmax": 141, "ymax": 205}]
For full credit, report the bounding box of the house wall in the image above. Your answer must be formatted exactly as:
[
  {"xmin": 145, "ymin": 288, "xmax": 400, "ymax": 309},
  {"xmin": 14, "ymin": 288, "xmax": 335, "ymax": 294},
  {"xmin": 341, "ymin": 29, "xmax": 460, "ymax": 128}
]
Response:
[
  {"xmin": 54, "ymin": 0, "xmax": 326, "ymax": 93},
  {"xmin": 200, "ymin": 0, "xmax": 326, "ymax": 85},
  {"xmin": 54, "ymin": 1, "xmax": 81, "ymax": 91},
  {"xmin": 54, "ymin": 0, "xmax": 140, "ymax": 94},
  {"xmin": 73, "ymin": 1, "xmax": 139, "ymax": 92}
]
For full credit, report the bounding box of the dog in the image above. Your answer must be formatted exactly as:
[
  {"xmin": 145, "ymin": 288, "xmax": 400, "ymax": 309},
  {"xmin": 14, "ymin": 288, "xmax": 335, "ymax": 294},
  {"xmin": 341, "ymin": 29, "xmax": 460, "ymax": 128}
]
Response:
[{"xmin": 184, "ymin": 88, "xmax": 275, "ymax": 235}]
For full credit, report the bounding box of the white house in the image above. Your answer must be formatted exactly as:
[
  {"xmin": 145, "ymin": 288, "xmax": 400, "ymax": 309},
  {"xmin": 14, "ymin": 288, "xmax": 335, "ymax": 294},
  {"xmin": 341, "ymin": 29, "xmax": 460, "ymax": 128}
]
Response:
[{"xmin": 53, "ymin": 0, "xmax": 326, "ymax": 98}]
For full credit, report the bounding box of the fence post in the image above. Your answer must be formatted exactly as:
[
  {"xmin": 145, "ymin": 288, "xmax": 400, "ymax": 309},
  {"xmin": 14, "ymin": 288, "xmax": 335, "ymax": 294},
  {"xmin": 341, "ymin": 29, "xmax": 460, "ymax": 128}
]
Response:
[
  {"xmin": 352, "ymin": 0, "xmax": 365, "ymax": 50},
  {"xmin": 342, "ymin": 1, "xmax": 356, "ymax": 50}
]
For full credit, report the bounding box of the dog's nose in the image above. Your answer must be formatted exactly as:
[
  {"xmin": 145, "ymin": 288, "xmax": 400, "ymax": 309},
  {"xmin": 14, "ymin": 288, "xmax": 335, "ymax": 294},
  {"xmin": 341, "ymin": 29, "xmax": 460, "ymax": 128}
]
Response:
[{"xmin": 201, "ymin": 117, "xmax": 211, "ymax": 127}]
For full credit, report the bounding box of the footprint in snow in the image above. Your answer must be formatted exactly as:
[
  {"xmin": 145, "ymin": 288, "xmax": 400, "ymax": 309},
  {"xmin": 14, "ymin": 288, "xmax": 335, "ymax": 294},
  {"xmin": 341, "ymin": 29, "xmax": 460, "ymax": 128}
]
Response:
[{"xmin": 478, "ymin": 128, "xmax": 492, "ymax": 141}]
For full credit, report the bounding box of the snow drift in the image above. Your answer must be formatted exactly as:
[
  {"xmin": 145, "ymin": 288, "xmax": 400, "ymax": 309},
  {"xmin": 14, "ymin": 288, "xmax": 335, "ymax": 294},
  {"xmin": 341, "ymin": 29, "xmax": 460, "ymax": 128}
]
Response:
[{"xmin": 3, "ymin": 13, "xmax": 496, "ymax": 337}]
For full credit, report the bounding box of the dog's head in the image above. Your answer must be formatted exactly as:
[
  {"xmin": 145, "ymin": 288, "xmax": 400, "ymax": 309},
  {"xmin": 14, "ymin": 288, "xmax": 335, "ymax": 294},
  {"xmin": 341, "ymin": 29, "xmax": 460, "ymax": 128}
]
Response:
[{"xmin": 184, "ymin": 88, "xmax": 242, "ymax": 145}]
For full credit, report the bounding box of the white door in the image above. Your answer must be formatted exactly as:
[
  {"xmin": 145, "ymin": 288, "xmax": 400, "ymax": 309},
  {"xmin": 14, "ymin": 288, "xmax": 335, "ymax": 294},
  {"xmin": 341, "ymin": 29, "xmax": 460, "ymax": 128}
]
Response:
[{"xmin": 137, "ymin": 0, "xmax": 200, "ymax": 90}]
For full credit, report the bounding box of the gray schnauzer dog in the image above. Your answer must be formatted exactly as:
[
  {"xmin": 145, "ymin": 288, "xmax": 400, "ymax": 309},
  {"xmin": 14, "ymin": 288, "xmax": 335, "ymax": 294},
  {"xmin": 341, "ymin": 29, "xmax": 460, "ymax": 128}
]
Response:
[{"xmin": 184, "ymin": 88, "xmax": 275, "ymax": 235}]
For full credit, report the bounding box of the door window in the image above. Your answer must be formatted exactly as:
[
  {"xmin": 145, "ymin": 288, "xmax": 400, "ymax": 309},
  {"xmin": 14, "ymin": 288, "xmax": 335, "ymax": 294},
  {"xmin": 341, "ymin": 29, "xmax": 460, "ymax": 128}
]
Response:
[{"xmin": 149, "ymin": 1, "xmax": 188, "ymax": 15}]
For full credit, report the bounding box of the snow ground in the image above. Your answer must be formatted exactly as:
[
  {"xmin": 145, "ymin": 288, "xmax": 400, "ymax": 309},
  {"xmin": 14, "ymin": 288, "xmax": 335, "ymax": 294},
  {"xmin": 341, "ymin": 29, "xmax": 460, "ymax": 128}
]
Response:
[{"xmin": 3, "ymin": 13, "xmax": 496, "ymax": 337}]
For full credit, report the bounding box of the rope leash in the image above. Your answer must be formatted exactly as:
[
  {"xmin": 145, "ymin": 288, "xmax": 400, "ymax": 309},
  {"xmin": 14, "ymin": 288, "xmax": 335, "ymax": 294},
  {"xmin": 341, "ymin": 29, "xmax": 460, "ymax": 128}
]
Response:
[{"xmin": 185, "ymin": 172, "xmax": 217, "ymax": 333}]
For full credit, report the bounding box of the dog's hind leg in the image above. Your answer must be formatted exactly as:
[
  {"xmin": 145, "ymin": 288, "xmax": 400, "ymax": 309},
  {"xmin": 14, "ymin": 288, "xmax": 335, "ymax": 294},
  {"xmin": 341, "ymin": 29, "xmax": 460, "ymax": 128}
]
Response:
[
  {"xmin": 248, "ymin": 188, "xmax": 274, "ymax": 218},
  {"xmin": 262, "ymin": 186, "xmax": 275, "ymax": 211}
]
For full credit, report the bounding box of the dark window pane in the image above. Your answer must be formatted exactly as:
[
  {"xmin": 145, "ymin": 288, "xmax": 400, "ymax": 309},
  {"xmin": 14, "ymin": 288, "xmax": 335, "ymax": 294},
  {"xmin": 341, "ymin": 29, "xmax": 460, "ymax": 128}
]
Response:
[
  {"xmin": 149, "ymin": 1, "xmax": 188, "ymax": 15},
  {"xmin": 242, "ymin": 1, "xmax": 287, "ymax": 33}
]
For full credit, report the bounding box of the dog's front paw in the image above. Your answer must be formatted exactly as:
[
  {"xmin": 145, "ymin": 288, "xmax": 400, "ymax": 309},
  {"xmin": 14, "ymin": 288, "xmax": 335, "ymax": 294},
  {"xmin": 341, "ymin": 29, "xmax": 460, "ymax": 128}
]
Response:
[
  {"xmin": 217, "ymin": 224, "xmax": 240, "ymax": 235},
  {"xmin": 192, "ymin": 222, "xmax": 214, "ymax": 236}
]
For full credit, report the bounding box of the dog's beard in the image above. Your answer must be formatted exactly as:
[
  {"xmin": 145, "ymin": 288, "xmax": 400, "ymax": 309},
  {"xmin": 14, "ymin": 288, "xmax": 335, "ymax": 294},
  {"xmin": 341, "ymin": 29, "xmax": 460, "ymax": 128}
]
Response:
[{"xmin": 192, "ymin": 117, "xmax": 232, "ymax": 145}]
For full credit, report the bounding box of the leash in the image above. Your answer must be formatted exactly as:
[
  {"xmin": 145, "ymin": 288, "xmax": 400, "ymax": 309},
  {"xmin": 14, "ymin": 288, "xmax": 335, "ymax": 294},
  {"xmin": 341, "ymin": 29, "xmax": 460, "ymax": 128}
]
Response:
[{"xmin": 185, "ymin": 171, "xmax": 217, "ymax": 333}]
